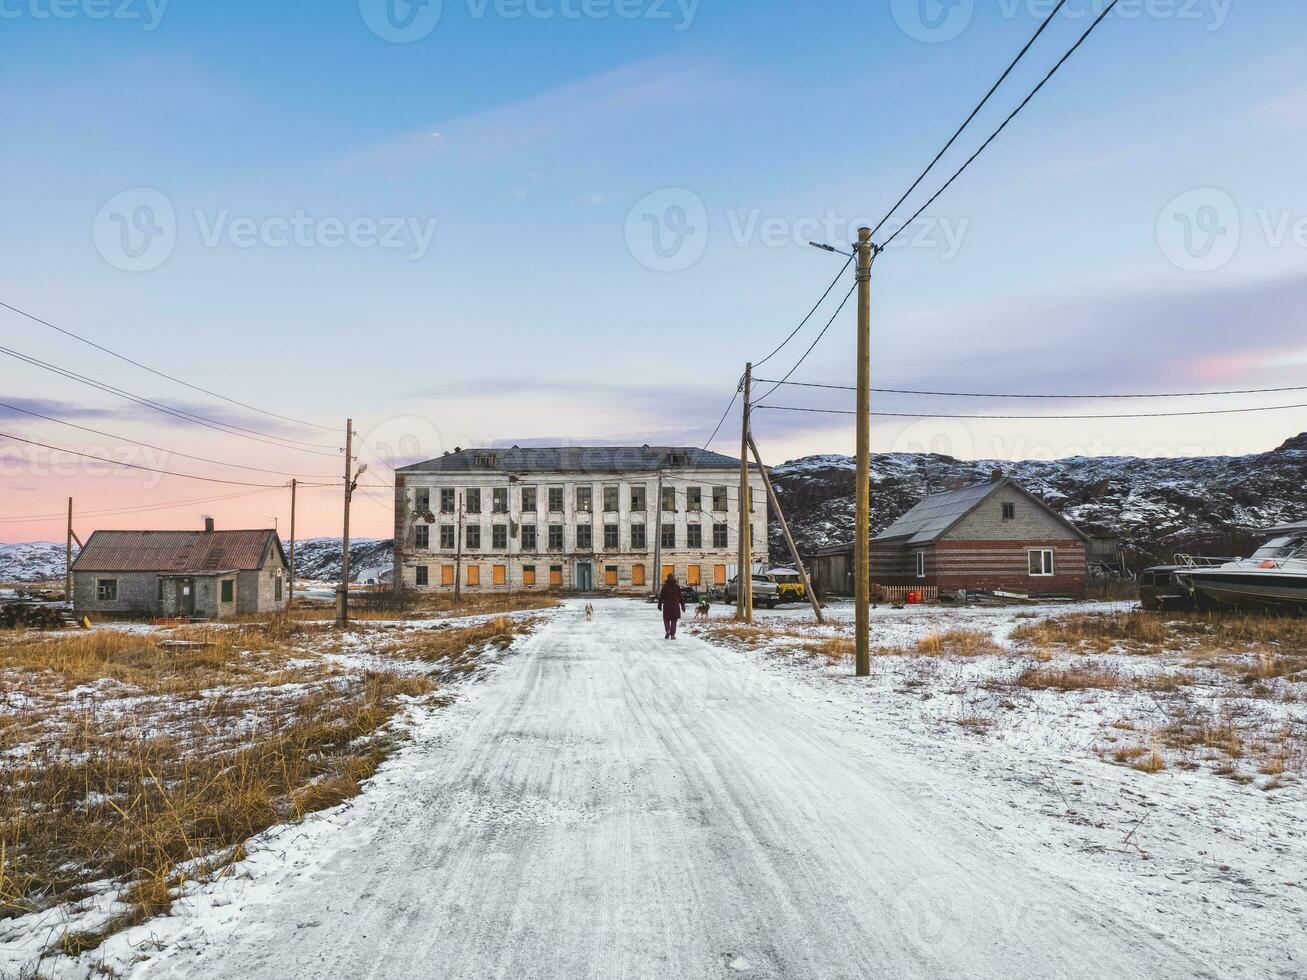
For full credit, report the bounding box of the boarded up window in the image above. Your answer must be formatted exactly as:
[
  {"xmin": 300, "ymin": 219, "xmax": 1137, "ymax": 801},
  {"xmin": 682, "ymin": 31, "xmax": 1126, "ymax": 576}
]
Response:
[
  {"xmin": 714, "ymin": 564, "xmax": 727, "ymax": 585},
  {"xmin": 467, "ymin": 565, "xmax": 481, "ymax": 586},
  {"xmin": 687, "ymin": 565, "xmax": 701, "ymax": 585},
  {"xmin": 632, "ymin": 564, "xmax": 646, "ymax": 586},
  {"xmin": 549, "ymin": 565, "xmax": 563, "ymax": 587},
  {"xmin": 492, "ymin": 565, "xmax": 506, "ymax": 585},
  {"xmin": 605, "ymin": 565, "xmax": 618, "ymax": 586},
  {"xmin": 441, "ymin": 566, "xmax": 454, "ymax": 586},
  {"xmin": 523, "ymin": 565, "xmax": 536, "ymax": 585},
  {"xmin": 662, "ymin": 565, "xmax": 674, "ymax": 580}
]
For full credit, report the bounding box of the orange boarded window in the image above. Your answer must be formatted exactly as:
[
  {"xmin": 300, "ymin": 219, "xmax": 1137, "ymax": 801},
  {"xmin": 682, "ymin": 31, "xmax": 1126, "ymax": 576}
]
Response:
[
  {"xmin": 523, "ymin": 565, "xmax": 536, "ymax": 586},
  {"xmin": 605, "ymin": 565, "xmax": 618, "ymax": 586},
  {"xmin": 714, "ymin": 564, "xmax": 727, "ymax": 585},
  {"xmin": 467, "ymin": 565, "xmax": 481, "ymax": 586},
  {"xmin": 492, "ymin": 565, "xmax": 506, "ymax": 585},
  {"xmin": 661, "ymin": 565, "xmax": 674, "ymax": 581},
  {"xmin": 549, "ymin": 565, "xmax": 563, "ymax": 586},
  {"xmin": 441, "ymin": 566, "xmax": 454, "ymax": 586},
  {"xmin": 687, "ymin": 565, "xmax": 701, "ymax": 585},
  {"xmin": 632, "ymin": 564, "xmax": 646, "ymax": 586}
]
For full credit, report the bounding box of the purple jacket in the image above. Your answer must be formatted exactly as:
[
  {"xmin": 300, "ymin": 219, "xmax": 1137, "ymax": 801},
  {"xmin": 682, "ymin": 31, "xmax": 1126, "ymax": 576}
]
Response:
[{"xmin": 658, "ymin": 580, "xmax": 686, "ymax": 618}]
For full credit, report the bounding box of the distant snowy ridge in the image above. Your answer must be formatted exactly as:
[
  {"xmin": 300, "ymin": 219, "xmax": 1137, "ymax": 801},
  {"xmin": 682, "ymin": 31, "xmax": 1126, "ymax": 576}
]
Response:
[{"xmin": 0, "ymin": 542, "xmax": 71, "ymax": 584}]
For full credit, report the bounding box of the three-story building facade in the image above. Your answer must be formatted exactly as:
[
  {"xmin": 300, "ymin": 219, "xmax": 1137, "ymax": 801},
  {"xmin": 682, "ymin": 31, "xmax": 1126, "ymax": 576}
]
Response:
[{"xmin": 393, "ymin": 446, "xmax": 768, "ymax": 594}]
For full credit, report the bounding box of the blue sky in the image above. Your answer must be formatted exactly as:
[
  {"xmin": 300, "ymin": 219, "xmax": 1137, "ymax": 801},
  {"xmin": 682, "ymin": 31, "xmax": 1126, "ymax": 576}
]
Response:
[{"xmin": 2, "ymin": 0, "xmax": 1306, "ymax": 538}]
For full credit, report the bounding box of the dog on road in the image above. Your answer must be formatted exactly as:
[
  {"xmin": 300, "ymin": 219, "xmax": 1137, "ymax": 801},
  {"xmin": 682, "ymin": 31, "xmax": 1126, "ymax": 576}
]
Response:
[
  {"xmin": 584, "ymin": 602, "xmax": 594, "ymax": 621},
  {"xmin": 693, "ymin": 600, "xmax": 710, "ymax": 621}
]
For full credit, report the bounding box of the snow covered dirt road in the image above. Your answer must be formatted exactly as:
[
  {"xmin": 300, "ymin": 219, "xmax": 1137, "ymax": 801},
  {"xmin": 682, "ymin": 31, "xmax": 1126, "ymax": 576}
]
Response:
[{"xmin": 126, "ymin": 599, "xmax": 1221, "ymax": 979}]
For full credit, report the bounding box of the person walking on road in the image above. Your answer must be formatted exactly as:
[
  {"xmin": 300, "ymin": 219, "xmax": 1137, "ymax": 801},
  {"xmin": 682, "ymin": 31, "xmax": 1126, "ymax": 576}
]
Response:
[{"xmin": 658, "ymin": 572, "xmax": 686, "ymax": 639}]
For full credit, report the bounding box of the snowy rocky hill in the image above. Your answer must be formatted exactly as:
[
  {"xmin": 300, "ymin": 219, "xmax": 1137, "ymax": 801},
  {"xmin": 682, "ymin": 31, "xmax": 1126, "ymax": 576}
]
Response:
[
  {"xmin": 0, "ymin": 542, "xmax": 69, "ymax": 584},
  {"xmin": 287, "ymin": 537, "xmax": 393, "ymax": 583},
  {"xmin": 769, "ymin": 433, "xmax": 1307, "ymax": 564}
]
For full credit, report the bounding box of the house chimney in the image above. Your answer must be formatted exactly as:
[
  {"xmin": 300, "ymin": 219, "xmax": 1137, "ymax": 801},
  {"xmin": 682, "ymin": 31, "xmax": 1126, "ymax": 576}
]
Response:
[
  {"xmin": 204, "ymin": 517, "xmax": 215, "ymax": 533},
  {"xmin": 991, "ymin": 468, "xmax": 1004, "ymax": 482}
]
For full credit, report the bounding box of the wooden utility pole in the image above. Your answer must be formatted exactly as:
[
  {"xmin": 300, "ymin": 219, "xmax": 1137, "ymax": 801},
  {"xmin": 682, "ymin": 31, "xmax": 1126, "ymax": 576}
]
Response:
[
  {"xmin": 854, "ymin": 228, "xmax": 875, "ymax": 677},
  {"xmin": 454, "ymin": 491, "xmax": 464, "ymax": 603},
  {"xmin": 748, "ymin": 432, "xmax": 823, "ymax": 624},
  {"xmin": 338, "ymin": 419, "xmax": 366, "ymax": 627},
  {"xmin": 652, "ymin": 470, "xmax": 663, "ymax": 594},
  {"xmin": 738, "ymin": 363, "xmax": 753, "ymax": 622},
  {"xmin": 65, "ymin": 497, "xmax": 73, "ymax": 603},
  {"xmin": 288, "ymin": 479, "xmax": 297, "ymax": 609}
]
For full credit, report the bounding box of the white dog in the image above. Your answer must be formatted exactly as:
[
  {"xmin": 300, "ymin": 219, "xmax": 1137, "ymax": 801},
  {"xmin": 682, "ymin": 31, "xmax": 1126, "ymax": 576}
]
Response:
[{"xmin": 584, "ymin": 602, "xmax": 594, "ymax": 621}]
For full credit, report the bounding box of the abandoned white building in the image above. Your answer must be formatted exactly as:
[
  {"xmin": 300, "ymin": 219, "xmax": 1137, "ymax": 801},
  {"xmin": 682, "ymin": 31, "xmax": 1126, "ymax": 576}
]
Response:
[
  {"xmin": 70, "ymin": 521, "xmax": 291, "ymax": 619},
  {"xmin": 393, "ymin": 446, "xmax": 768, "ymax": 594}
]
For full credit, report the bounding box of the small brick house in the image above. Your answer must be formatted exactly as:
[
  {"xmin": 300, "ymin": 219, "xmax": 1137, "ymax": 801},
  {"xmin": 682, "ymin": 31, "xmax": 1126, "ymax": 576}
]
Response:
[
  {"xmin": 71, "ymin": 520, "xmax": 290, "ymax": 619},
  {"xmin": 871, "ymin": 477, "xmax": 1088, "ymax": 596}
]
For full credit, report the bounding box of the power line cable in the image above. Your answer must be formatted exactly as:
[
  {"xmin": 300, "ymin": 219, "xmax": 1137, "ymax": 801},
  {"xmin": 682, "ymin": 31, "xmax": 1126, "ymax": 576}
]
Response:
[
  {"xmin": 880, "ymin": 0, "xmax": 1123, "ymax": 249},
  {"xmin": 0, "ymin": 430, "xmax": 313, "ymax": 487},
  {"xmin": 753, "ymin": 254, "xmax": 856, "ymax": 370},
  {"xmin": 868, "ymin": 0, "xmax": 1069, "ymax": 242},
  {"xmin": 752, "ymin": 401, "xmax": 1307, "ymax": 420},
  {"xmin": 0, "ymin": 400, "xmax": 341, "ymax": 479},
  {"xmin": 0, "ymin": 345, "xmax": 342, "ymax": 457},
  {"xmin": 751, "ymin": 379, "xmax": 1307, "ymax": 399},
  {"xmin": 0, "ymin": 299, "xmax": 335, "ymax": 432},
  {"xmin": 0, "ymin": 487, "xmax": 279, "ymax": 524},
  {"xmin": 753, "ymin": 276, "xmax": 861, "ymax": 406},
  {"xmin": 701, "ymin": 384, "xmax": 742, "ymax": 452}
]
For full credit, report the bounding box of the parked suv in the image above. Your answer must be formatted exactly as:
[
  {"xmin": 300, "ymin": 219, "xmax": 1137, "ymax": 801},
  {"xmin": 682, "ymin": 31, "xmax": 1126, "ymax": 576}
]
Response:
[{"xmin": 724, "ymin": 573, "xmax": 781, "ymax": 609}]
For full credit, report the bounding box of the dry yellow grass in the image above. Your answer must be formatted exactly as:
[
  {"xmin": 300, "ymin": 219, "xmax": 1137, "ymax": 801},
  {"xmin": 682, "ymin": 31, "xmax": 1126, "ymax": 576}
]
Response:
[
  {"xmin": 0, "ymin": 616, "xmax": 525, "ymax": 955},
  {"xmin": 1016, "ymin": 663, "xmax": 1122, "ymax": 691},
  {"xmin": 915, "ymin": 629, "xmax": 1001, "ymax": 657}
]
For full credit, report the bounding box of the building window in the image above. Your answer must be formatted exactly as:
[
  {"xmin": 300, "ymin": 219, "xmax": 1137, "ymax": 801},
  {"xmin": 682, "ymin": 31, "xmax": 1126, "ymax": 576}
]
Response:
[
  {"xmin": 549, "ymin": 564, "xmax": 563, "ymax": 586},
  {"xmin": 662, "ymin": 564, "xmax": 674, "ymax": 580},
  {"xmin": 605, "ymin": 565, "xmax": 619, "ymax": 586},
  {"xmin": 493, "ymin": 564, "xmax": 507, "ymax": 585},
  {"xmin": 523, "ymin": 565, "xmax": 537, "ymax": 585},
  {"xmin": 275, "ymin": 573, "xmax": 283, "ymax": 600},
  {"xmin": 916, "ymin": 551, "xmax": 927, "ymax": 578},
  {"xmin": 548, "ymin": 486, "xmax": 564, "ymax": 512},
  {"xmin": 576, "ymin": 486, "xmax": 593, "ymax": 512},
  {"xmin": 603, "ymin": 485, "xmax": 619, "ymax": 512},
  {"xmin": 548, "ymin": 525, "xmax": 564, "ymax": 550},
  {"xmin": 415, "ymin": 566, "xmax": 429, "ymax": 586},
  {"xmin": 492, "ymin": 525, "xmax": 508, "ymax": 549},
  {"xmin": 604, "ymin": 524, "xmax": 619, "ymax": 550},
  {"xmin": 157, "ymin": 578, "xmax": 164, "ymax": 601},
  {"xmin": 440, "ymin": 525, "xmax": 455, "ymax": 549},
  {"xmin": 1002, "ymin": 502, "xmax": 1016, "ymax": 521},
  {"xmin": 493, "ymin": 487, "xmax": 508, "ymax": 513},
  {"xmin": 97, "ymin": 578, "xmax": 118, "ymax": 601},
  {"xmin": 687, "ymin": 565, "xmax": 701, "ymax": 586},
  {"xmin": 473, "ymin": 452, "xmax": 496, "ymax": 468},
  {"xmin": 522, "ymin": 486, "xmax": 537, "ymax": 512},
  {"xmin": 577, "ymin": 525, "xmax": 593, "ymax": 550},
  {"xmin": 441, "ymin": 565, "xmax": 454, "ymax": 586},
  {"xmin": 713, "ymin": 523, "xmax": 728, "ymax": 548},
  {"xmin": 522, "ymin": 525, "xmax": 537, "ymax": 550},
  {"xmin": 687, "ymin": 487, "xmax": 702, "ymax": 512},
  {"xmin": 1029, "ymin": 549, "xmax": 1055, "ymax": 577},
  {"xmin": 221, "ymin": 580, "xmax": 234, "ymax": 603},
  {"xmin": 415, "ymin": 488, "xmax": 430, "ymax": 513},
  {"xmin": 661, "ymin": 523, "xmax": 676, "ymax": 549},
  {"xmin": 661, "ymin": 486, "xmax": 677, "ymax": 512},
  {"xmin": 687, "ymin": 524, "xmax": 703, "ymax": 548},
  {"xmin": 632, "ymin": 564, "xmax": 646, "ymax": 586},
  {"xmin": 631, "ymin": 485, "xmax": 647, "ymax": 511},
  {"xmin": 466, "ymin": 488, "xmax": 482, "ymax": 514},
  {"xmin": 415, "ymin": 525, "xmax": 430, "ymax": 550},
  {"xmin": 467, "ymin": 565, "xmax": 481, "ymax": 586},
  {"xmin": 714, "ymin": 564, "xmax": 727, "ymax": 585},
  {"xmin": 440, "ymin": 488, "xmax": 456, "ymax": 514},
  {"xmin": 466, "ymin": 525, "xmax": 481, "ymax": 549},
  {"xmin": 631, "ymin": 523, "xmax": 647, "ymax": 550},
  {"xmin": 712, "ymin": 486, "xmax": 729, "ymax": 511}
]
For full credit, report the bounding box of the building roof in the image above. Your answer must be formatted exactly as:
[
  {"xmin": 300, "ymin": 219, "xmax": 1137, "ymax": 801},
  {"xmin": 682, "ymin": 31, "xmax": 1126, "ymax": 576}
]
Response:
[
  {"xmin": 874, "ymin": 478, "xmax": 1086, "ymax": 546},
  {"xmin": 398, "ymin": 446, "xmax": 749, "ymax": 475},
  {"xmin": 72, "ymin": 529, "xmax": 285, "ymax": 573},
  {"xmin": 1264, "ymin": 521, "xmax": 1307, "ymax": 535}
]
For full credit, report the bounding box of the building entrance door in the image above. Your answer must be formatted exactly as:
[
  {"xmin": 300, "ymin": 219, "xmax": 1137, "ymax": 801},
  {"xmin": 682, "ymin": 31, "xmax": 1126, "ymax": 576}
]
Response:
[
  {"xmin": 575, "ymin": 562, "xmax": 594, "ymax": 591},
  {"xmin": 176, "ymin": 579, "xmax": 195, "ymax": 616}
]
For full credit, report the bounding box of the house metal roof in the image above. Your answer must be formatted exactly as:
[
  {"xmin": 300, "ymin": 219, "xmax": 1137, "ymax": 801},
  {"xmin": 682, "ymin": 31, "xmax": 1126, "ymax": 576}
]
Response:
[
  {"xmin": 398, "ymin": 446, "xmax": 748, "ymax": 475},
  {"xmin": 71, "ymin": 529, "xmax": 284, "ymax": 573},
  {"xmin": 874, "ymin": 478, "xmax": 1087, "ymax": 546}
]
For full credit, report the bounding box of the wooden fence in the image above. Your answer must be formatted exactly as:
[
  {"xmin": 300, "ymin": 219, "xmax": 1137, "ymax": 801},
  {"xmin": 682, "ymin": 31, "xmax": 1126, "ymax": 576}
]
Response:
[{"xmin": 873, "ymin": 584, "xmax": 939, "ymax": 604}]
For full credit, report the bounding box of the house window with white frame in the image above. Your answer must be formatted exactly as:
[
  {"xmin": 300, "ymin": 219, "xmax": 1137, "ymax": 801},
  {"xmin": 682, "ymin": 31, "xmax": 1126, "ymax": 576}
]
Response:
[
  {"xmin": 915, "ymin": 551, "xmax": 926, "ymax": 578},
  {"xmin": 1028, "ymin": 548, "xmax": 1055, "ymax": 577}
]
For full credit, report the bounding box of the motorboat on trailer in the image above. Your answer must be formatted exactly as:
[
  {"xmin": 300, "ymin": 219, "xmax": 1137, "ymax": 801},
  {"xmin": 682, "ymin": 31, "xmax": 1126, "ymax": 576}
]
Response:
[{"xmin": 1175, "ymin": 527, "xmax": 1307, "ymax": 612}]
